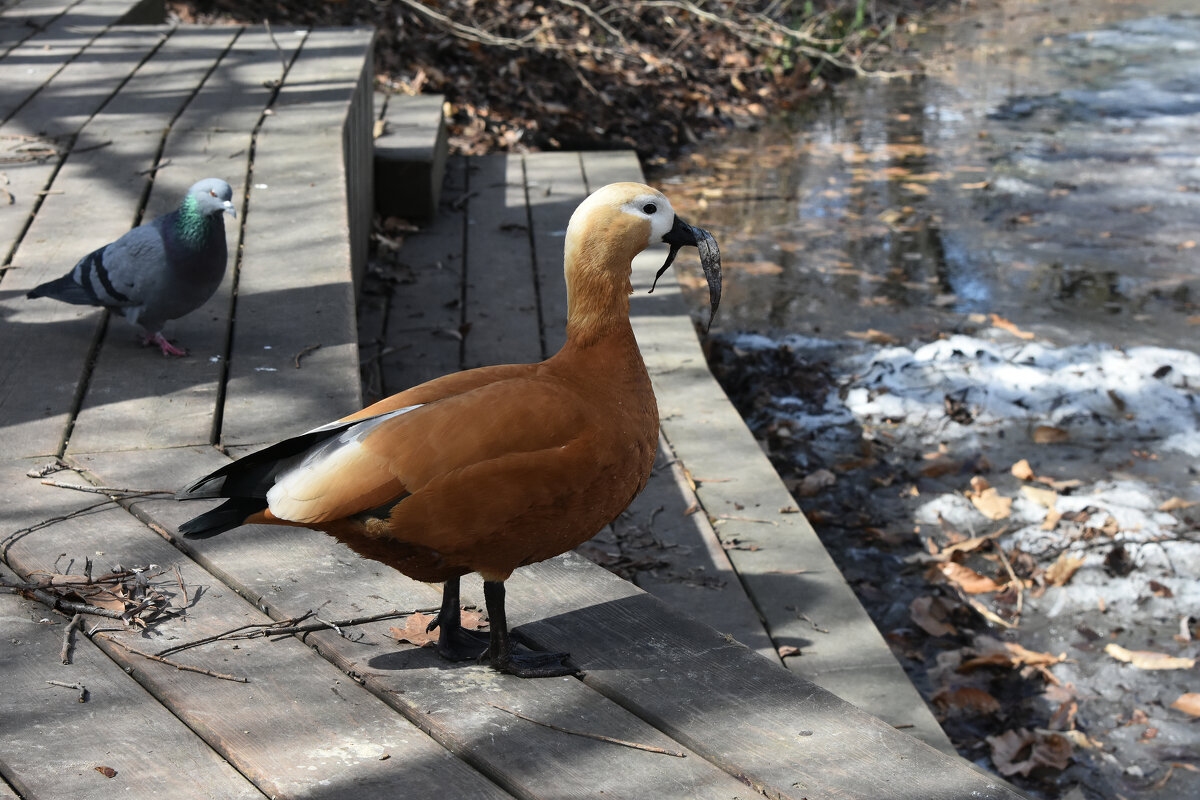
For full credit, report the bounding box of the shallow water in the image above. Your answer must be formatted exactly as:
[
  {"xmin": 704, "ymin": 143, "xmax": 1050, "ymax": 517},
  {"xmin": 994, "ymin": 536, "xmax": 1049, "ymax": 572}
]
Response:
[{"xmin": 657, "ymin": 0, "xmax": 1200, "ymax": 351}]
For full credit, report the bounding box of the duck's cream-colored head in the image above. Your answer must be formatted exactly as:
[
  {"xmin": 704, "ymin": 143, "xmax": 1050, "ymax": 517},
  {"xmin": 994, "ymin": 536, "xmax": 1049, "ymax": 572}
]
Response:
[{"xmin": 563, "ymin": 183, "xmax": 721, "ymax": 343}]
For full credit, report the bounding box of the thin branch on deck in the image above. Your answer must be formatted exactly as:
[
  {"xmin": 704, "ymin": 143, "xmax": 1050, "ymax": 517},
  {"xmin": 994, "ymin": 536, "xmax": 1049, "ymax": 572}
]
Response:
[
  {"xmin": 97, "ymin": 634, "xmax": 250, "ymax": 683},
  {"xmin": 488, "ymin": 703, "xmax": 688, "ymax": 757},
  {"xmin": 46, "ymin": 679, "xmax": 88, "ymax": 702}
]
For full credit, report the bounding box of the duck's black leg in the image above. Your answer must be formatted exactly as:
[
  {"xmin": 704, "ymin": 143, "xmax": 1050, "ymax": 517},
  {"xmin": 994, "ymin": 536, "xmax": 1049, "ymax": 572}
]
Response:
[
  {"xmin": 427, "ymin": 576, "xmax": 488, "ymax": 662},
  {"xmin": 483, "ymin": 580, "xmax": 577, "ymax": 678}
]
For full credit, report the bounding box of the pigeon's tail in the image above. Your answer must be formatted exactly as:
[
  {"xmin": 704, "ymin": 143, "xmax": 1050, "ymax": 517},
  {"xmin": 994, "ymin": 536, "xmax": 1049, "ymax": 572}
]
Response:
[
  {"xmin": 177, "ymin": 498, "xmax": 265, "ymax": 539},
  {"xmin": 26, "ymin": 273, "xmax": 96, "ymax": 306}
]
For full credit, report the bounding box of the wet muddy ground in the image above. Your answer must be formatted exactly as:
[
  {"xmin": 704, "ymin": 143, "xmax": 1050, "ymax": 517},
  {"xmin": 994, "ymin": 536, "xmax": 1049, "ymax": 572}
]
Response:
[{"xmin": 654, "ymin": 1, "xmax": 1200, "ymax": 797}]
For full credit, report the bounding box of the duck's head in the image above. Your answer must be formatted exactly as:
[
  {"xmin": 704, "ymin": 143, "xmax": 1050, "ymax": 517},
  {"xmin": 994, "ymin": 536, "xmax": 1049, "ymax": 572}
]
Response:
[{"xmin": 564, "ymin": 183, "xmax": 721, "ymax": 336}]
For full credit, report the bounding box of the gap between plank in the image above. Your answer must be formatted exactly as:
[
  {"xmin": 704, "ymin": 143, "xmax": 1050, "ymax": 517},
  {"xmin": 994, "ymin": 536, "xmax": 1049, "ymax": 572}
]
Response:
[{"xmin": 209, "ymin": 28, "xmax": 311, "ymax": 447}]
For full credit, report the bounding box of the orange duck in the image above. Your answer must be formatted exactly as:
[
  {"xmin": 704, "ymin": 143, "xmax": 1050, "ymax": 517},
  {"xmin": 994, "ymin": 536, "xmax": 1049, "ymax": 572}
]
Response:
[{"xmin": 177, "ymin": 183, "xmax": 722, "ymax": 677}]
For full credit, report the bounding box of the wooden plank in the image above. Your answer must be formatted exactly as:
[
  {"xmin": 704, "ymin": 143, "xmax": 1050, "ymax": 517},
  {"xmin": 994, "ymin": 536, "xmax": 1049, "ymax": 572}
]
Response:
[
  {"xmin": 0, "ymin": 0, "xmax": 80, "ymax": 57},
  {"xmin": 372, "ymin": 155, "xmax": 467, "ymax": 397},
  {"xmin": 0, "ymin": 457, "xmax": 511, "ymax": 800},
  {"xmin": 72, "ymin": 447, "xmax": 767, "ymax": 800},
  {"xmin": 462, "ymin": 153, "xmax": 541, "ymax": 367},
  {"xmin": 218, "ymin": 29, "xmax": 372, "ymax": 446},
  {"xmin": 4, "ymin": 24, "xmax": 168, "ymax": 137},
  {"xmin": 522, "ymin": 151, "xmax": 585, "ymax": 356},
  {"xmin": 579, "ymin": 150, "xmax": 643, "ymax": 192},
  {"xmin": 510, "ymin": 553, "xmax": 1026, "ymax": 800},
  {"xmin": 0, "ymin": 0, "xmax": 145, "ymax": 125},
  {"xmin": 171, "ymin": 27, "xmax": 306, "ymax": 134},
  {"xmin": 613, "ymin": 437, "xmax": 779, "ymax": 662},
  {"xmin": 0, "ymin": 566, "xmax": 263, "ymax": 800}
]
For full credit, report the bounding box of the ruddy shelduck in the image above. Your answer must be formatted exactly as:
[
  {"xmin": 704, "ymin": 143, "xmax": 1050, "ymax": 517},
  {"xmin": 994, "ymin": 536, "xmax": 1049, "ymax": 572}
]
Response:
[{"xmin": 177, "ymin": 183, "xmax": 722, "ymax": 677}]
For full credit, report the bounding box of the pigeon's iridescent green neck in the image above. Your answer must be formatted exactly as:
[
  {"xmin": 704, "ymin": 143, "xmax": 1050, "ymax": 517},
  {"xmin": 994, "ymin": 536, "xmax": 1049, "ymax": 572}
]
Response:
[{"xmin": 175, "ymin": 193, "xmax": 214, "ymax": 246}]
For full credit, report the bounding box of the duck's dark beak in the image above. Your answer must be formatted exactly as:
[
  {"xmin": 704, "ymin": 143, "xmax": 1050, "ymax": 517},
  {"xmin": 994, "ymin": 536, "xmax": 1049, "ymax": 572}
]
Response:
[{"xmin": 650, "ymin": 215, "xmax": 722, "ymax": 330}]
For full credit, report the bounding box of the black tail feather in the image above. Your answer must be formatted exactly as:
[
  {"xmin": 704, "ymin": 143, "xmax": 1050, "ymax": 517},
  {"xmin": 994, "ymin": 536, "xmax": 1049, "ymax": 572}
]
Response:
[{"xmin": 178, "ymin": 498, "xmax": 266, "ymax": 538}]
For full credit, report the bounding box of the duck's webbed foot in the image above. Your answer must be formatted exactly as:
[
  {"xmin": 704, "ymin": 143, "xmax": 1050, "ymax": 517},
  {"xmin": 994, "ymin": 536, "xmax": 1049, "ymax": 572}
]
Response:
[
  {"xmin": 428, "ymin": 577, "xmax": 488, "ymax": 662},
  {"xmin": 483, "ymin": 580, "xmax": 579, "ymax": 678}
]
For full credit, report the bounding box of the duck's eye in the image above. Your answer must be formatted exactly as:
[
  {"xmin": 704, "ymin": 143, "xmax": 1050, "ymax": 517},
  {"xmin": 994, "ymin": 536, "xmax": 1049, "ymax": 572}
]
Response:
[{"xmin": 642, "ymin": 203, "xmax": 657, "ymax": 215}]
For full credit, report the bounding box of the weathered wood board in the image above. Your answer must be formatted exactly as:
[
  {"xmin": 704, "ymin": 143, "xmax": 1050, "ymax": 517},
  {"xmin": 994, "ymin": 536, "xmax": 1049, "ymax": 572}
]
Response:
[
  {"xmin": 71, "ymin": 447, "xmax": 772, "ymax": 800},
  {"xmin": 0, "ymin": 566, "xmax": 263, "ymax": 800},
  {"xmin": 0, "ymin": 457, "xmax": 510, "ymax": 800}
]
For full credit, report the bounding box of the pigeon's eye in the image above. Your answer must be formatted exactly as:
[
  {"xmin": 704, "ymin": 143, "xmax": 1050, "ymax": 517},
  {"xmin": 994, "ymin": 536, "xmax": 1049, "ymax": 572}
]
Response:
[
  {"xmin": 209, "ymin": 190, "xmax": 218, "ymax": 197},
  {"xmin": 642, "ymin": 203, "xmax": 657, "ymax": 215}
]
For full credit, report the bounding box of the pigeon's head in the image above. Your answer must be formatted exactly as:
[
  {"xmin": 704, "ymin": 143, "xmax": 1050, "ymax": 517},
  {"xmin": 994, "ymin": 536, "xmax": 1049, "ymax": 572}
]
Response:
[
  {"xmin": 565, "ymin": 182, "xmax": 721, "ymax": 329},
  {"xmin": 187, "ymin": 178, "xmax": 237, "ymax": 219}
]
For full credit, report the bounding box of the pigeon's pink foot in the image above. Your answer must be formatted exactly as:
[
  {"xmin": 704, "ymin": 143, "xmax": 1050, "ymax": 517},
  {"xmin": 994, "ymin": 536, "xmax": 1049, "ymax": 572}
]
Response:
[{"xmin": 142, "ymin": 331, "xmax": 187, "ymax": 357}]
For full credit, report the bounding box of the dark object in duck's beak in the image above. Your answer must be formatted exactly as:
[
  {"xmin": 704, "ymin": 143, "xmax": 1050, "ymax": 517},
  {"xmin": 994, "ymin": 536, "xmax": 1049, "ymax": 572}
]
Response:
[{"xmin": 649, "ymin": 215, "xmax": 723, "ymax": 330}]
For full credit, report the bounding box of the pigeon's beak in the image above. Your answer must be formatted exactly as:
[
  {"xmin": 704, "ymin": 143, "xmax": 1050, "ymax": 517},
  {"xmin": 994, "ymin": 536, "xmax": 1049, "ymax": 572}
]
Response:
[
  {"xmin": 222, "ymin": 200, "xmax": 237, "ymax": 219},
  {"xmin": 649, "ymin": 214, "xmax": 722, "ymax": 330}
]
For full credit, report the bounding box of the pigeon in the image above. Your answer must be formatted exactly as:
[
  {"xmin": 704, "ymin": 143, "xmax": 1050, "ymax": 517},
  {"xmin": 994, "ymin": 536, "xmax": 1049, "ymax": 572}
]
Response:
[{"xmin": 27, "ymin": 178, "xmax": 237, "ymax": 356}]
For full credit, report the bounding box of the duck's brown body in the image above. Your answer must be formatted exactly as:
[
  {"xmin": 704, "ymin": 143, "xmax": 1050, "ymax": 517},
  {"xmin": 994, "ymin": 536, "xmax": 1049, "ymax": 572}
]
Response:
[
  {"xmin": 249, "ymin": 327, "xmax": 658, "ymax": 584},
  {"xmin": 178, "ymin": 182, "xmax": 720, "ymax": 677}
]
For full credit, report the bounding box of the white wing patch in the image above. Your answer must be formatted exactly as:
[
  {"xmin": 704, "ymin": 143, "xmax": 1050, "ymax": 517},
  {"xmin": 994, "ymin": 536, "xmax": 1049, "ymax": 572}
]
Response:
[{"xmin": 266, "ymin": 404, "xmax": 422, "ymax": 522}]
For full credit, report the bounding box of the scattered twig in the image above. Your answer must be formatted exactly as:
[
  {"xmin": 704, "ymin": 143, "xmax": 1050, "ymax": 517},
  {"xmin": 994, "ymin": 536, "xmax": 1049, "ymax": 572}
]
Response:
[
  {"xmin": 173, "ymin": 564, "xmax": 189, "ymax": 606},
  {"xmin": 38, "ymin": 479, "xmax": 173, "ymax": 497},
  {"xmin": 155, "ymin": 608, "xmax": 438, "ymax": 657},
  {"xmin": 97, "ymin": 634, "xmax": 249, "ymax": 683},
  {"xmin": 60, "ymin": 612, "xmax": 83, "ymax": 664},
  {"xmin": 1, "ymin": 498, "xmax": 119, "ymax": 558},
  {"xmin": 488, "ymin": 703, "xmax": 687, "ymax": 757},
  {"xmin": 136, "ymin": 158, "xmax": 172, "ymax": 176},
  {"xmin": 293, "ymin": 343, "xmax": 321, "ymax": 368},
  {"xmin": 262, "ymin": 18, "xmax": 290, "ymax": 75},
  {"xmin": 72, "ymin": 139, "xmax": 112, "ymax": 155},
  {"xmin": 7, "ymin": 585, "xmax": 127, "ymax": 620},
  {"xmin": 994, "ymin": 545, "xmax": 1023, "ymax": 621},
  {"xmin": 46, "ymin": 680, "xmax": 88, "ymax": 702}
]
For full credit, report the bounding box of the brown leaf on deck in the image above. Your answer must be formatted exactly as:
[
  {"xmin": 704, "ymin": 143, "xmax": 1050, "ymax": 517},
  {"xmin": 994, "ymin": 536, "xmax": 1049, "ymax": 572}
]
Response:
[
  {"xmin": 389, "ymin": 609, "xmax": 487, "ymax": 648},
  {"xmin": 966, "ymin": 483, "xmax": 1012, "ymax": 520},
  {"xmin": 1104, "ymin": 643, "xmax": 1195, "ymax": 670},
  {"xmin": 94, "ymin": 766, "xmax": 117, "ymax": 778},
  {"xmin": 846, "ymin": 328, "xmax": 900, "ymax": 345}
]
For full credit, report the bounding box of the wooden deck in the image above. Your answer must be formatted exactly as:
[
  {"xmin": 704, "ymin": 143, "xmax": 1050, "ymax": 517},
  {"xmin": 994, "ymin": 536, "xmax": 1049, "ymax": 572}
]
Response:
[{"xmin": 0, "ymin": 2, "xmax": 1028, "ymax": 798}]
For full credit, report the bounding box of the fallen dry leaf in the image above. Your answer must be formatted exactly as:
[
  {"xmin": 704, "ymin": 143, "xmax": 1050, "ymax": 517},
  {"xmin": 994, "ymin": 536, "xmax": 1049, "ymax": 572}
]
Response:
[
  {"xmin": 389, "ymin": 609, "xmax": 487, "ymax": 648},
  {"xmin": 1159, "ymin": 496, "xmax": 1196, "ymax": 512},
  {"xmin": 846, "ymin": 328, "xmax": 900, "ymax": 345},
  {"xmin": 1149, "ymin": 580, "xmax": 1174, "ymax": 598},
  {"xmin": 961, "ymin": 638, "xmax": 1065, "ymax": 671},
  {"xmin": 1041, "ymin": 507, "xmax": 1063, "ymax": 531},
  {"xmin": 94, "ymin": 766, "xmax": 117, "ymax": 778},
  {"xmin": 989, "ymin": 313, "xmax": 1035, "ymax": 340},
  {"xmin": 938, "ymin": 562, "xmax": 1005, "ymax": 594},
  {"xmin": 933, "ymin": 686, "xmax": 1001, "ymax": 714},
  {"xmin": 987, "ymin": 728, "xmax": 1072, "ymax": 776},
  {"xmin": 1170, "ymin": 693, "xmax": 1200, "ymax": 717},
  {"xmin": 1020, "ymin": 485, "xmax": 1057, "ymax": 509},
  {"xmin": 1045, "ymin": 553, "xmax": 1084, "ymax": 587},
  {"xmin": 968, "ymin": 487, "xmax": 1012, "ymax": 520},
  {"xmin": 794, "ymin": 468, "xmax": 836, "ymax": 497},
  {"xmin": 1010, "ymin": 459, "xmax": 1037, "ymax": 481},
  {"xmin": 777, "ymin": 645, "xmax": 801, "ymax": 658},
  {"xmin": 1104, "ymin": 643, "xmax": 1195, "ymax": 670},
  {"xmin": 1033, "ymin": 425, "xmax": 1069, "ymax": 444},
  {"xmin": 910, "ymin": 595, "xmax": 956, "ymax": 637}
]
